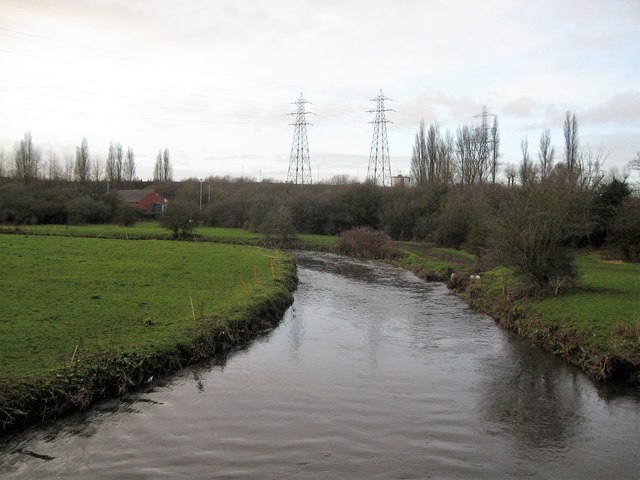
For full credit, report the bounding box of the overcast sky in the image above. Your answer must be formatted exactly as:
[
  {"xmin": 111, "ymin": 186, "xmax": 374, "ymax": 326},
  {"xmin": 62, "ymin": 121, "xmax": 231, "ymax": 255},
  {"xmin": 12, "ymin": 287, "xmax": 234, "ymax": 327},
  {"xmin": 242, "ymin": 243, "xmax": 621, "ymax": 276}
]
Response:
[{"xmin": 1, "ymin": 0, "xmax": 638, "ymax": 182}]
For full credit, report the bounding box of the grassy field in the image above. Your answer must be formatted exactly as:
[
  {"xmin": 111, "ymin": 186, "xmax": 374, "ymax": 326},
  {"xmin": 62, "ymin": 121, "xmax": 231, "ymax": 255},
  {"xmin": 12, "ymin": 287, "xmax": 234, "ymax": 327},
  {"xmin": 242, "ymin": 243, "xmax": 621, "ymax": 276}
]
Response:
[
  {"xmin": 394, "ymin": 241, "xmax": 477, "ymax": 280},
  {"xmin": 529, "ymin": 255, "xmax": 640, "ymax": 358},
  {"xmin": 0, "ymin": 234, "xmax": 294, "ymax": 382},
  {"xmin": 0, "ymin": 222, "xmax": 336, "ymax": 250},
  {"xmin": 466, "ymin": 254, "xmax": 640, "ymax": 381},
  {"xmin": 0, "ymin": 223, "xmax": 262, "ymax": 242}
]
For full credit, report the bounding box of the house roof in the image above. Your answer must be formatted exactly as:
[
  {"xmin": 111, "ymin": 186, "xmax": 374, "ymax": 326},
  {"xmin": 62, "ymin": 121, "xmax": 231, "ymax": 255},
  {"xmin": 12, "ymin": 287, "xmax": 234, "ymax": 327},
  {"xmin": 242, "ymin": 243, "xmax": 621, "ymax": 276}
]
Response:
[{"xmin": 117, "ymin": 189, "xmax": 157, "ymax": 203}]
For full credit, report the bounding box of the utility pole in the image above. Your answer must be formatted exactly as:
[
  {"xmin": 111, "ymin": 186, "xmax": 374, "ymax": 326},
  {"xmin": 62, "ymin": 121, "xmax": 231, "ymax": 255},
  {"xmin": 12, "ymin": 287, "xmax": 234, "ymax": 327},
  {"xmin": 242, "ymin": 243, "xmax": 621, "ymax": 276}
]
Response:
[
  {"xmin": 367, "ymin": 89, "xmax": 393, "ymax": 186},
  {"xmin": 287, "ymin": 93, "xmax": 313, "ymax": 184}
]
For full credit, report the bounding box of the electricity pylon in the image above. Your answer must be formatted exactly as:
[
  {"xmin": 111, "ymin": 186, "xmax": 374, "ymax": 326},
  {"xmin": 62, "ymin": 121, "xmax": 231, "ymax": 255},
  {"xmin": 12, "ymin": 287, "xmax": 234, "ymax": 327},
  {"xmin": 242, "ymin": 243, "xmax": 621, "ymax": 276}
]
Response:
[
  {"xmin": 367, "ymin": 89, "xmax": 393, "ymax": 186},
  {"xmin": 287, "ymin": 93, "xmax": 313, "ymax": 184}
]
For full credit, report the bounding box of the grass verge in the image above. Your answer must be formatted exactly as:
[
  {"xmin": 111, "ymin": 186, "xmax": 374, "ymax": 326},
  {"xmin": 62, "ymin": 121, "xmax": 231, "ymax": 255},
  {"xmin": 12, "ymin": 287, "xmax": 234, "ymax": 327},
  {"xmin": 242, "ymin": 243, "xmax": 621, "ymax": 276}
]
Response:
[
  {"xmin": 0, "ymin": 223, "xmax": 336, "ymax": 251},
  {"xmin": 0, "ymin": 234, "xmax": 297, "ymax": 433},
  {"xmin": 392, "ymin": 243, "xmax": 639, "ymax": 384},
  {"xmin": 460, "ymin": 254, "xmax": 640, "ymax": 384},
  {"xmin": 392, "ymin": 241, "xmax": 477, "ymax": 280}
]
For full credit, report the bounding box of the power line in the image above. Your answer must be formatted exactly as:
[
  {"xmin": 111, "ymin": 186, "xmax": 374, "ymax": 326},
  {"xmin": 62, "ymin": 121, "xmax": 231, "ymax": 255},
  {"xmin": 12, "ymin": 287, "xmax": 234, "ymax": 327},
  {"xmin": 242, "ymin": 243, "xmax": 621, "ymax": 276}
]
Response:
[
  {"xmin": 286, "ymin": 93, "xmax": 313, "ymax": 184},
  {"xmin": 367, "ymin": 89, "xmax": 393, "ymax": 187}
]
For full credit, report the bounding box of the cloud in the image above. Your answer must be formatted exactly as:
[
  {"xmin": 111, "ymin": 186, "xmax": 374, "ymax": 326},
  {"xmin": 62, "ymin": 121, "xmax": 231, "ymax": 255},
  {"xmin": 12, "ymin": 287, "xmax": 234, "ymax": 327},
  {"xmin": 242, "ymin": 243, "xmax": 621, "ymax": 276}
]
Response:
[{"xmin": 580, "ymin": 92, "xmax": 640, "ymax": 126}]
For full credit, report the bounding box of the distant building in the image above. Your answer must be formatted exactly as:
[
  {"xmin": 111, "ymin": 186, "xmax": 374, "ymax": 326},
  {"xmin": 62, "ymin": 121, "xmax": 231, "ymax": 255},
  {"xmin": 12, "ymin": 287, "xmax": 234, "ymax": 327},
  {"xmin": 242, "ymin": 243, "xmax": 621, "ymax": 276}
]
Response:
[
  {"xmin": 391, "ymin": 174, "xmax": 411, "ymax": 187},
  {"xmin": 117, "ymin": 189, "xmax": 167, "ymax": 214}
]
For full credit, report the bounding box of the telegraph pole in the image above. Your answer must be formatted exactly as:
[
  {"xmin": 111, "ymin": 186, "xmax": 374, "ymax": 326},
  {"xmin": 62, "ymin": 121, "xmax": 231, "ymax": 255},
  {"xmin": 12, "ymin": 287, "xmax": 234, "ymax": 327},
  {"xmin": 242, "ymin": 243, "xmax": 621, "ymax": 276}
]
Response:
[
  {"xmin": 287, "ymin": 93, "xmax": 313, "ymax": 184},
  {"xmin": 367, "ymin": 89, "xmax": 393, "ymax": 187}
]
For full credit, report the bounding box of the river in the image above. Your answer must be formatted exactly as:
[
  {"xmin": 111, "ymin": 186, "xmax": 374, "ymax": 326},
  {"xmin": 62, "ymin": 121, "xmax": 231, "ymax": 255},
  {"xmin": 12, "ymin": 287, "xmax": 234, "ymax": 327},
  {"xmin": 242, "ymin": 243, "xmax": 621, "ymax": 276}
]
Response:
[{"xmin": 1, "ymin": 252, "xmax": 638, "ymax": 479}]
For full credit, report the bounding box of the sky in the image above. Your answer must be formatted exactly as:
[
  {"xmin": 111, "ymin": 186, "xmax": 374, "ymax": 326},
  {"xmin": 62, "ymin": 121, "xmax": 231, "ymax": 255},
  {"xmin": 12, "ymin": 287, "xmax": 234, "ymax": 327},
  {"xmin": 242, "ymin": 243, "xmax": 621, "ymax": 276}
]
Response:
[{"xmin": 0, "ymin": 0, "xmax": 639, "ymax": 182}]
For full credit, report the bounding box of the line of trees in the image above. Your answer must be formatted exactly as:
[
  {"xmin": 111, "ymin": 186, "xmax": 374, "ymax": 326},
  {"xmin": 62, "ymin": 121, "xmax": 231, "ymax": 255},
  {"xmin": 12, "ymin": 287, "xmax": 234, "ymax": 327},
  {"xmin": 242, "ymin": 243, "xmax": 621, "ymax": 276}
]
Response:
[
  {"xmin": 2, "ymin": 115, "xmax": 639, "ymax": 295},
  {"xmin": 410, "ymin": 106, "xmax": 500, "ymax": 188},
  {"xmin": 0, "ymin": 132, "xmax": 173, "ymax": 187}
]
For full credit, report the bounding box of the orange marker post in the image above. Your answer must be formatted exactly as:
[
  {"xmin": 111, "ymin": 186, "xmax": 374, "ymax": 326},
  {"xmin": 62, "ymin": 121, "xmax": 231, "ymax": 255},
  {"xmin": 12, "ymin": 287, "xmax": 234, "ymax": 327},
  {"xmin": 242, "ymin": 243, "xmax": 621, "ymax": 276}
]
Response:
[
  {"xmin": 270, "ymin": 260, "xmax": 276, "ymax": 278},
  {"xmin": 240, "ymin": 275, "xmax": 247, "ymax": 294}
]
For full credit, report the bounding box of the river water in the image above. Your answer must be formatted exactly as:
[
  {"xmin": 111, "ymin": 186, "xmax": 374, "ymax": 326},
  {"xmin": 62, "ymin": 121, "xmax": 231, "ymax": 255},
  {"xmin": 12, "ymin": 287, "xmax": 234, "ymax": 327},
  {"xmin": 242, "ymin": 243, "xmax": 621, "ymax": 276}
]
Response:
[{"xmin": 1, "ymin": 252, "xmax": 639, "ymax": 479}]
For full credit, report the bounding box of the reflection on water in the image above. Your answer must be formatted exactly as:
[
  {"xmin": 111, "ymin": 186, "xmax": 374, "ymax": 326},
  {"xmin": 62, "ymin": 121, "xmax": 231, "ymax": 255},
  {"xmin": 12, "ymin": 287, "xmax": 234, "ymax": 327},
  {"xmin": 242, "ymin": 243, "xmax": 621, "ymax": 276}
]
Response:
[{"xmin": 1, "ymin": 252, "xmax": 639, "ymax": 479}]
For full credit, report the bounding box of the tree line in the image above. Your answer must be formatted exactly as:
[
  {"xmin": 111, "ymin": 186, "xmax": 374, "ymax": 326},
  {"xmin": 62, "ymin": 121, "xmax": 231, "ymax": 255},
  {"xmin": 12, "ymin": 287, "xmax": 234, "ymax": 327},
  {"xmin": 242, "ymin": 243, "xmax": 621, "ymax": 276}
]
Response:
[
  {"xmin": 0, "ymin": 132, "xmax": 173, "ymax": 185},
  {"xmin": 1, "ymin": 114, "xmax": 639, "ymax": 295}
]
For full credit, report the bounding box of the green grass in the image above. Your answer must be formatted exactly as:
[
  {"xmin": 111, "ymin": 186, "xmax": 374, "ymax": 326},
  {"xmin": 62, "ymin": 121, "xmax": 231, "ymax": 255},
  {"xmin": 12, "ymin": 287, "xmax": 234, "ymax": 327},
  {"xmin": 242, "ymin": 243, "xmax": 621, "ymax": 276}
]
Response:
[
  {"xmin": 297, "ymin": 233, "xmax": 337, "ymax": 249},
  {"xmin": 0, "ymin": 234, "xmax": 294, "ymax": 381},
  {"xmin": 473, "ymin": 254, "xmax": 640, "ymax": 362},
  {"xmin": 394, "ymin": 241, "xmax": 476, "ymax": 279},
  {"xmin": 528, "ymin": 255, "xmax": 640, "ymax": 356},
  {"xmin": 0, "ymin": 222, "xmax": 263, "ymax": 242},
  {"xmin": 0, "ymin": 223, "xmax": 337, "ymax": 250}
]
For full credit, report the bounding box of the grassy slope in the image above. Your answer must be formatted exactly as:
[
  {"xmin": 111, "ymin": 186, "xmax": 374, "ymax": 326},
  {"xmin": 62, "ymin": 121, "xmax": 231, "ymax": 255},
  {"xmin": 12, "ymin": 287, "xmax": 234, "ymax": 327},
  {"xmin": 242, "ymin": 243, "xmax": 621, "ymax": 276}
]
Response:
[
  {"xmin": 394, "ymin": 241, "xmax": 476, "ymax": 280},
  {"xmin": 0, "ymin": 235, "xmax": 294, "ymax": 381},
  {"xmin": 394, "ymin": 242, "xmax": 639, "ymax": 383},
  {"xmin": 466, "ymin": 254, "xmax": 640, "ymax": 382},
  {"xmin": 529, "ymin": 255, "xmax": 640, "ymax": 360},
  {"xmin": 0, "ymin": 234, "xmax": 298, "ymax": 435}
]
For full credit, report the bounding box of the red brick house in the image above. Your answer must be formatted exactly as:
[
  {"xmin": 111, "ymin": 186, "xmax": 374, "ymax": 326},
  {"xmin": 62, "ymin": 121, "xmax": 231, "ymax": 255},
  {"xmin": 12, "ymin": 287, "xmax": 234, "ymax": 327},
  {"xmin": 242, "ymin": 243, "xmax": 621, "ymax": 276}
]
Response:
[{"xmin": 117, "ymin": 190, "xmax": 167, "ymax": 214}]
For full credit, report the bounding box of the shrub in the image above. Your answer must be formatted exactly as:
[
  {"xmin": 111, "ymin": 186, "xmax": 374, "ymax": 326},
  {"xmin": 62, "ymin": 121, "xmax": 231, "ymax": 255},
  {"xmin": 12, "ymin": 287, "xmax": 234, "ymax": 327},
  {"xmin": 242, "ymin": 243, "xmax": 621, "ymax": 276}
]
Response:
[
  {"xmin": 335, "ymin": 227, "xmax": 398, "ymax": 260},
  {"xmin": 66, "ymin": 196, "xmax": 111, "ymax": 225},
  {"xmin": 488, "ymin": 180, "xmax": 579, "ymax": 295},
  {"xmin": 609, "ymin": 196, "xmax": 640, "ymax": 262},
  {"xmin": 114, "ymin": 203, "xmax": 140, "ymax": 227},
  {"xmin": 160, "ymin": 200, "xmax": 195, "ymax": 237},
  {"xmin": 258, "ymin": 205, "xmax": 297, "ymax": 240}
]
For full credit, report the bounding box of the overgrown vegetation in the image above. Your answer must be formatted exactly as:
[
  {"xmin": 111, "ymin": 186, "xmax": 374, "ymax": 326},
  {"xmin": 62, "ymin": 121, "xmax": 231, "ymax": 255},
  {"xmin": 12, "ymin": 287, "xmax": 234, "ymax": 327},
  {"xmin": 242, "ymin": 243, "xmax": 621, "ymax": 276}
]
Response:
[{"xmin": 335, "ymin": 227, "xmax": 398, "ymax": 259}]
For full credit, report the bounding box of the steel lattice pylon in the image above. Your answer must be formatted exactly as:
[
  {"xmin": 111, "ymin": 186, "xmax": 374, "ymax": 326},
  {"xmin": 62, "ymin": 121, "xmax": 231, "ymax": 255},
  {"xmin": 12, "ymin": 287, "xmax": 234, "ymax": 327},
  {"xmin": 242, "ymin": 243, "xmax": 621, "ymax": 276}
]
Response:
[
  {"xmin": 286, "ymin": 93, "xmax": 313, "ymax": 184},
  {"xmin": 367, "ymin": 89, "xmax": 393, "ymax": 186}
]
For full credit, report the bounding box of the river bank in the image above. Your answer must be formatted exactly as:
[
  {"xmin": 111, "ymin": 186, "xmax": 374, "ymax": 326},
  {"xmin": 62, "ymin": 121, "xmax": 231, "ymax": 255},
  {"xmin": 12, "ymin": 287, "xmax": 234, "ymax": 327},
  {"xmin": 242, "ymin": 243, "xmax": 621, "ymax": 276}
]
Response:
[
  {"xmin": 392, "ymin": 245, "xmax": 640, "ymax": 385},
  {"xmin": 0, "ymin": 235, "xmax": 297, "ymax": 434}
]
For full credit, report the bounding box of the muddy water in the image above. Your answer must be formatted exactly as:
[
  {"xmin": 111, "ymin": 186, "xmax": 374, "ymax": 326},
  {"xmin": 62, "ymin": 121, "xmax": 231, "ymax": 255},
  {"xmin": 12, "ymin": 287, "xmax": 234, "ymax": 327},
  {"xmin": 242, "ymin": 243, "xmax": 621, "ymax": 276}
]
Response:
[{"xmin": 1, "ymin": 252, "xmax": 639, "ymax": 479}]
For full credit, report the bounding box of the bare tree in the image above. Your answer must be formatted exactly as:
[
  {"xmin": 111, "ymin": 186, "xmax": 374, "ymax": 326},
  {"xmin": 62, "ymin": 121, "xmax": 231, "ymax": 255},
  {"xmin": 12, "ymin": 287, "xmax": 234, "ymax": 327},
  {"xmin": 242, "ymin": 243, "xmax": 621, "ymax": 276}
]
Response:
[
  {"xmin": 46, "ymin": 149, "xmax": 63, "ymax": 180},
  {"xmin": 114, "ymin": 142, "xmax": 124, "ymax": 184},
  {"xmin": 578, "ymin": 145, "xmax": 606, "ymax": 191},
  {"xmin": 105, "ymin": 142, "xmax": 117, "ymax": 185},
  {"xmin": 538, "ymin": 129, "xmax": 555, "ymax": 180},
  {"xmin": 14, "ymin": 131, "xmax": 40, "ymax": 181},
  {"xmin": 153, "ymin": 150, "xmax": 163, "ymax": 182},
  {"xmin": 629, "ymin": 152, "xmax": 640, "ymax": 172},
  {"xmin": 105, "ymin": 141, "xmax": 124, "ymax": 185},
  {"xmin": 0, "ymin": 148, "xmax": 6, "ymax": 178},
  {"xmin": 123, "ymin": 147, "xmax": 136, "ymax": 183},
  {"xmin": 437, "ymin": 130, "xmax": 456, "ymax": 186},
  {"xmin": 490, "ymin": 116, "xmax": 500, "ymax": 183},
  {"xmin": 154, "ymin": 148, "xmax": 173, "ymax": 182},
  {"xmin": 455, "ymin": 125, "xmax": 474, "ymax": 185},
  {"xmin": 564, "ymin": 111, "xmax": 579, "ymax": 173},
  {"xmin": 519, "ymin": 136, "xmax": 536, "ymax": 185},
  {"xmin": 162, "ymin": 148, "xmax": 172, "ymax": 181},
  {"xmin": 92, "ymin": 155, "xmax": 103, "ymax": 182},
  {"xmin": 426, "ymin": 123, "xmax": 439, "ymax": 186},
  {"xmin": 411, "ymin": 121, "xmax": 454, "ymax": 188},
  {"xmin": 64, "ymin": 154, "xmax": 74, "ymax": 181},
  {"xmin": 504, "ymin": 163, "xmax": 517, "ymax": 187},
  {"xmin": 74, "ymin": 137, "xmax": 90, "ymax": 182},
  {"xmin": 410, "ymin": 120, "xmax": 428, "ymax": 187}
]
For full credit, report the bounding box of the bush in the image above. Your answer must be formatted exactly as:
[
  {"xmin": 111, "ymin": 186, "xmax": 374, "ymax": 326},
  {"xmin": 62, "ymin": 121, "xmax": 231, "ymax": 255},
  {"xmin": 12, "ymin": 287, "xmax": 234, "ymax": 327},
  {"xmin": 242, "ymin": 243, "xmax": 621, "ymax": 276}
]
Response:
[
  {"xmin": 488, "ymin": 180, "xmax": 579, "ymax": 295},
  {"xmin": 335, "ymin": 227, "xmax": 398, "ymax": 260},
  {"xmin": 114, "ymin": 203, "xmax": 140, "ymax": 226},
  {"xmin": 66, "ymin": 196, "xmax": 111, "ymax": 225},
  {"xmin": 609, "ymin": 196, "xmax": 640, "ymax": 262},
  {"xmin": 160, "ymin": 200, "xmax": 195, "ymax": 237},
  {"xmin": 258, "ymin": 205, "xmax": 297, "ymax": 240}
]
